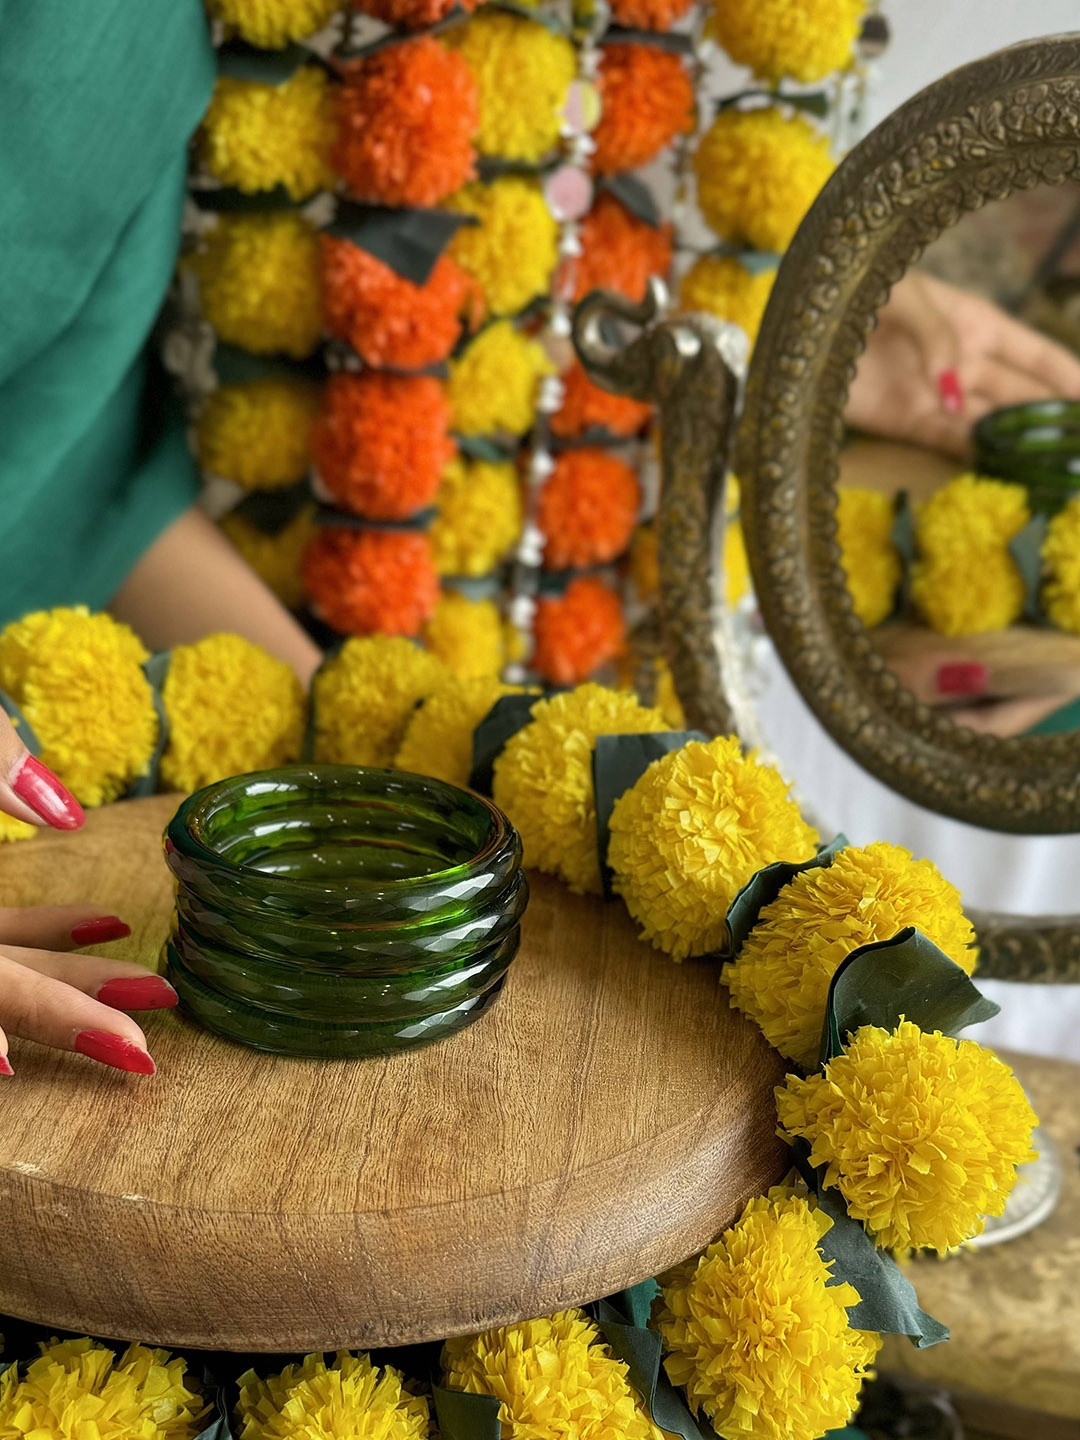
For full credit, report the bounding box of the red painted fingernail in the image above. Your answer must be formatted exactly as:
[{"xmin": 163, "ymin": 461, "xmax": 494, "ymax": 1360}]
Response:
[
  {"xmin": 73, "ymin": 1031, "xmax": 156, "ymax": 1075},
  {"xmin": 938, "ymin": 369, "xmax": 965, "ymax": 415},
  {"xmin": 11, "ymin": 756, "xmax": 84, "ymax": 830},
  {"xmin": 70, "ymin": 916, "xmax": 131, "ymax": 947},
  {"xmin": 0, "ymin": 1056, "xmax": 13, "ymax": 1077},
  {"xmin": 937, "ymin": 661, "xmax": 989, "ymax": 697},
  {"xmin": 95, "ymin": 975, "xmax": 178, "ymax": 1011}
]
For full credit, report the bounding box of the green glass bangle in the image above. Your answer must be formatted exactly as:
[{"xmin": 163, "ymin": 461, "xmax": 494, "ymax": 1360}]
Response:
[
  {"xmin": 973, "ymin": 402, "xmax": 1080, "ymax": 511},
  {"xmin": 162, "ymin": 765, "xmax": 527, "ymax": 1058}
]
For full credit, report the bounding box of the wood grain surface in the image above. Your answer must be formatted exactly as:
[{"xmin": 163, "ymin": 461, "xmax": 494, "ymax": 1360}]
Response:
[{"xmin": 0, "ymin": 795, "xmax": 787, "ymax": 1352}]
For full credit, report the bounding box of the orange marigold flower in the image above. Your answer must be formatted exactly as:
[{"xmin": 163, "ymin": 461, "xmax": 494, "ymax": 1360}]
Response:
[
  {"xmin": 303, "ymin": 529, "xmax": 439, "ymax": 637},
  {"xmin": 352, "ymin": 0, "xmax": 482, "ymax": 28},
  {"xmin": 331, "ymin": 39, "xmax": 478, "ymax": 207},
  {"xmin": 551, "ymin": 360, "xmax": 653, "ymax": 440},
  {"xmin": 608, "ymin": 0, "xmax": 692, "ymax": 29},
  {"xmin": 532, "ymin": 577, "xmax": 626, "ymax": 684},
  {"xmin": 538, "ymin": 450, "xmax": 640, "ymax": 569},
  {"xmin": 574, "ymin": 193, "xmax": 673, "ymax": 303},
  {"xmin": 591, "ymin": 45, "xmax": 694, "ymax": 175},
  {"xmin": 322, "ymin": 238, "xmax": 481, "ymax": 370},
  {"xmin": 312, "ymin": 373, "xmax": 455, "ymax": 521}
]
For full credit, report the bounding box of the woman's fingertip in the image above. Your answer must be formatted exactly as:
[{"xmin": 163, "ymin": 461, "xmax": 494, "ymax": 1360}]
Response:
[
  {"xmin": 95, "ymin": 975, "xmax": 178, "ymax": 1011},
  {"xmin": 937, "ymin": 660, "xmax": 989, "ymax": 697},
  {"xmin": 71, "ymin": 915, "xmax": 132, "ymax": 947},
  {"xmin": 73, "ymin": 1030, "xmax": 156, "ymax": 1075},
  {"xmin": 10, "ymin": 756, "xmax": 84, "ymax": 830},
  {"xmin": 0, "ymin": 1056, "xmax": 13, "ymax": 1077},
  {"xmin": 937, "ymin": 369, "xmax": 965, "ymax": 415}
]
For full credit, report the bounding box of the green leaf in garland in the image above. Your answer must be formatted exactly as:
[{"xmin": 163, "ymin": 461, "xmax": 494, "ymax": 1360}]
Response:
[
  {"xmin": 594, "ymin": 1299, "xmax": 707, "ymax": 1440},
  {"xmin": 890, "ymin": 489, "xmax": 915, "ymax": 616},
  {"xmin": 604, "ymin": 23, "xmax": 693, "ymax": 52},
  {"xmin": 130, "ymin": 652, "xmax": 171, "ymax": 799},
  {"xmin": 469, "ymin": 692, "xmax": 544, "ymax": 794},
  {"xmin": 820, "ymin": 926, "xmax": 1000, "ymax": 1065},
  {"xmin": 728, "ymin": 248, "xmax": 781, "ymax": 276},
  {"xmin": 326, "ymin": 204, "xmax": 478, "ymax": 287},
  {"xmin": 193, "ymin": 185, "xmax": 303, "ymax": 214},
  {"xmin": 601, "ymin": 173, "xmax": 660, "ymax": 229},
  {"xmin": 432, "ymin": 1386, "xmax": 502, "ymax": 1440},
  {"xmin": 441, "ymin": 573, "xmax": 504, "ymax": 601},
  {"xmin": 339, "ymin": 9, "xmax": 468, "ymax": 58},
  {"xmin": 491, "ymin": 0, "xmax": 569, "ymax": 33},
  {"xmin": 592, "ymin": 731, "xmax": 707, "ymax": 899},
  {"xmin": 609, "ymin": 1276, "xmax": 659, "ymax": 1330},
  {"xmin": 215, "ymin": 39, "xmax": 311, "ymax": 84},
  {"xmin": 214, "ymin": 343, "xmax": 325, "ymax": 387},
  {"xmin": 233, "ymin": 480, "xmax": 312, "ymax": 536},
  {"xmin": 193, "ymin": 1411, "xmax": 235, "ymax": 1440},
  {"xmin": 455, "ymin": 432, "xmax": 516, "ymax": 464},
  {"xmin": 313, "ymin": 505, "xmax": 437, "ymax": 532},
  {"xmin": 1008, "ymin": 511, "xmax": 1049, "ymax": 624},
  {"xmin": 716, "ymin": 88, "xmax": 829, "ymax": 118},
  {"xmin": 0, "ymin": 690, "xmax": 41, "ymax": 757},
  {"xmin": 724, "ymin": 835, "xmax": 847, "ymax": 959}
]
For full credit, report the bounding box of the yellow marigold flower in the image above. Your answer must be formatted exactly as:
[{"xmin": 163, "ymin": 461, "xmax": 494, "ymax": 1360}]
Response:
[
  {"xmin": 237, "ymin": 1351, "xmax": 429, "ymax": 1440},
  {"xmin": 160, "ymin": 635, "xmax": 304, "ymax": 793},
  {"xmin": 654, "ymin": 658, "xmax": 685, "ymax": 728},
  {"xmin": 448, "ymin": 11, "xmax": 575, "ymax": 162},
  {"xmin": 678, "ymin": 255, "xmax": 775, "ymax": 344},
  {"xmin": 0, "ymin": 1336, "xmax": 208, "ymax": 1440},
  {"xmin": 422, "ymin": 591, "xmax": 505, "ymax": 678},
  {"xmin": 431, "ymin": 456, "xmax": 522, "ymax": 578},
  {"xmin": 836, "ymin": 487, "xmax": 901, "ymax": 628},
  {"xmin": 655, "ymin": 1188, "xmax": 881, "ymax": 1440},
  {"xmin": 609, "ymin": 735, "xmax": 819, "ymax": 960},
  {"xmin": 723, "ymin": 841, "xmax": 978, "ymax": 1068},
  {"xmin": 443, "ymin": 1309, "xmax": 662, "ymax": 1440},
  {"xmin": 221, "ymin": 507, "xmax": 318, "ymax": 611},
  {"xmin": 724, "ymin": 515, "xmax": 750, "ymax": 607},
  {"xmin": 312, "ymin": 636, "xmax": 447, "ymax": 766},
  {"xmin": 916, "ymin": 473, "xmax": 1030, "ymax": 558},
  {"xmin": 0, "ymin": 608, "xmax": 156, "ymax": 807},
  {"xmin": 396, "ymin": 673, "xmax": 522, "ymax": 787},
  {"xmin": 187, "ymin": 212, "xmax": 322, "ymax": 358},
  {"xmin": 195, "ymin": 378, "xmax": 321, "ymax": 490},
  {"xmin": 776, "ymin": 1021, "xmax": 1039, "ymax": 1253},
  {"xmin": 911, "ymin": 551, "xmax": 1025, "ymax": 637},
  {"xmin": 207, "ymin": 0, "xmax": 339, "ymax": 46},
  {"xmin": 448, "ymin": 321, "xmax": 555, "ymax": 437},
  {"xmin": 198, "ymin": 68, "xmax": 337, "ymax": 200},
  {"xmin": 629, "ymin": 523, "xmax": 659, "ymax": 602},
  {"xmin": 708, "ymin": 0, "xmax": 867, "ymax": 84},
  {"xmin": 493, "ymin": 683, "xmax": 668, "ymax": 894},
  {"xmin": 0, "ymin": 810, "xmax": 36, "ymax": 845},
  {"xmin": 1042, "ymin": 493, "xmax": 1080, "ymax": 633},
  {"xmin": 695, "ymin": 108, "xmax": 835, "ymax": 254},
  {"xmin": 448, "ymin": 177, "xmax": 559, "ymax": 317}
]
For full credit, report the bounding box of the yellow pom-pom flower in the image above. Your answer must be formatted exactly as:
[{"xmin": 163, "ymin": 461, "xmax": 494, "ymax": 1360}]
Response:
[
  {"xmin": 448, "ymin": 177, "xmax": 559, "ymax": 317},
  {"xmin": 443, "ymin": 1309, "xmax": 661, "ymax": 1440},
  {"xmin": 236, "ymin": 1351, "xmax": 429, "ymax": 1440},
  {"xmin": 916, "ymin": 472, "xmax": 1029, "ymax": 558},
  {"xmin": 678, "ymin": 256, "xmax": 776, "ymax": 344},
  {"xmin": 655, "ymin": 1188, "xmax": 880, "ymax": 1440},
  {"xmin": 195, "ymin": 378, "xmax": 321, "ymax": 490},
  {"xmin": 724, "ymin": 841, "xmax": 978, "ymax": 1068},
  {"xmin": 708, "ymin": 0, "xmax": 867, "ymax": 84},
  {"xmin": 609, "ymin": 735, "xmax": 819, "ymax": 959},
  {"xmin": 0, "ymin": 1336, "xmax": 208, "ymax": 1440},
  {"xmin": 160, "ymin": 635, "xmax": 305, "ymax": 793},
  {"xmin": 0, "ymin": 810, "xmax": 37, "ymax": 845},
  {"xmin": 777, "ymin": 1021, "xmax": 1039, "ymax": 1253},
  {"xmin": 422, "ymin": 591, "xmax": 506, "ymax": 678},
  {"xmin": 448, "ymin": 11, "xmax": 575, "ymax": 162},
  {"xmin": 396, "ymin": 674, "xmax": 522, "ymax": 787},
  {"xmin": 187, "ymin": 212, "xmax": 322, "ymax": 358},
  {"xmin": 493, "ymin": 683, "xmax": 668, "ymax": 894},
  {"xmin": 836, "ymin": 487, "xmax": 902, "ymax": 628},
  {"xmin": 1042, "ymin": 493, "xmax": 1080, "ymax": 633},
  {"xmin": 220, "ymin": 506, "xmax": 317, "ymax": 611},
  {"xmin": 207, "ymin": 0, "xmax": 340, "ymax": 46},
  {"xmin": 0, "ymin": 608, "xmax": 157, "ymax": 807},
  {"xmin": 198, "ymin": 68, "xmax": 337, "ymax": 200},
  {"xmin": 312, "ymin": 636, "xmax": 447, "ymax": 766},
  {"xmin": 447, "ymin": 321, "xmax": 555, "ymax": 437},
  {"xmin": 695, "ymin": 108, "xmax": 835, "ymax": 254},
  {"xmin": 431, "ymin": 456, "xmax": 522, "ymax": 578}
]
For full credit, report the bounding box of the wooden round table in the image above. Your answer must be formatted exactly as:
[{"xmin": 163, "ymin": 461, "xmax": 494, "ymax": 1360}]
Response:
[{"xmin": 0, "ymin": 795, "xmax": 786, "ymax": 1352}]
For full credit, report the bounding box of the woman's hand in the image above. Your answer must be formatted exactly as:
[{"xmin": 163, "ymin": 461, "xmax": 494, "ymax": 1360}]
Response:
[
  {"xmin": 846, "ymin": 272, "xmax": 1080, "ymax": 457},
  {"xmin": 0, "ymin": 714, "xmax": 175, "ymax": 1078}
]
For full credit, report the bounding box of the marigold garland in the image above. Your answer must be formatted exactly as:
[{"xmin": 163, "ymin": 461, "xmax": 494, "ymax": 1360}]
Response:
[
  {"xmin": 443, "ymin": 1309, "xmax": 661, "ymax": 1440},
  {"xmin": 188, "ymin": 212, "xmax": 322, "ymax": 359},
  {"xmin": 236, "ymin": 1351, "xmax": 430, "ymax": 1440},
  {"xmin": 159, "ymin": 635, "xmax": 305, "ymax": 794},
  {"xmin": 206, "ymin": 0, "xmax": 339, "ymax": 47},
  {"xmin": 332, "ymin": 40, "xmax": 478, "ymax": 209},
  {"xmin": 538, "ymin": 449, "xmax": 640, "ymax": 570},
  {"xmin": 447, "ymin": 321, "xmax": 554, "ymax": 438},
  {"xmin": 396, "ymin": 673, "xmax": 521, "ymax": 786},
  {"xmin": 551, "ymin": 360, "xmax": 653, "ymax": 440},
  {"xmin": 422, "ymin": 592, "xmax": 507, "ymax": 678},
  {"xmin": 678, "ymin": 256, "xmax": 775, "ymax": 345},
  {"xmin": 776, "ymin": 1022, "xmax": 1039, "ymax": 1253},
  {"xmin": 609, "ymin": 736, "xmax": 819, "ymax": 960},
  {"xmin": 303, "ymin": 529, "xmax": 440, "ymax": 637},
  {"xmin": 311, "ymin": 636, "xmax": 447, "ymax": 766},
  {"xmin": 0, "ymin": 608, "xmax": 157, "ymax": 807},
  {"xmin": 198, "ymin": 68, "xmax": 337, "ymax": 200},
  {"xmin": 220, "ymin": 508, "xmax": 317, "ymax": 611},
  {"xmin": 322, "ymin": 238, "xmax": 479, "ymax": 370},
  {"xmin": 312, "ymin": 373, "xmax": 455, "ymax": 521},
  {"xmin": 724, "ymin": 841, "xmax": 978, "ymax": 1068},
  {"xmin": 607, "ymin": 0, "xmax": 692, "ymax": 31},
  {"xmin": 915, "ymin": 473, "xmax": 1030, "ymax": 557},
  {"xmin": 1041, "ymin": 493, "xmax": 1080, "ymax": 633},
  {"xmin": 492, "ymin": 683, "xmax": 667, "ymax": 893},
  {"xmin": 448, "ymin": 11, "xmax": 575, "ymax": 163},
  {"xmin": 708, "ymin": 0, "xmax": 868, "ymax": 84},
  {"xmin": 575, "ymin": 193, "xmax": 674, "ymax": 304},
  {"xmin": 694, "ymin": 108, "xmax": 835, "ymax": 255},
  {"xmin": 655, "ymin": 1189, "xmax": 880, "ymax": 1440},
  {"xmin": 531, "ymin": 576, "xmax": 626, "ymax": 685},
  {"xmin": 591, "ymin": 44, "xmax": 695, "ymax": 176},
  {"xmin": 836, "ymin": 487, "xmax": 903, "ymax": 628},
  {"xmin": 195, "ymin": 378, "xmax": 321, "ymax": 491},
  {"xmin": 352, "ymin": 0, "xmax": 482, "ymax": 29},
  {"xmin": 448, "ymin": 178, "xmax": 559, "ymax": 318},
  {"xmin": 430, "ymin": 456, "xmax": 522, "ymax": 578}
]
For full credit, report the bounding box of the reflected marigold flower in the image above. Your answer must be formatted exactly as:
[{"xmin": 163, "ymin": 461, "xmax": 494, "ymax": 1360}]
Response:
[
  {"xmin": 591, "ymin": 44, "xmax": 695, "ymax": 175},
  {"xmin": 303, "ymin": 528, "xmax": 440, "ymax": 637}
]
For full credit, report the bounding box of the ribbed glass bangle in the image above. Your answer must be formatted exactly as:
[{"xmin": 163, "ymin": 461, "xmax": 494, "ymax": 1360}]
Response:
[{"xmin": 973, "ymin": 401, "xmax": 1080, "ymax": 510}]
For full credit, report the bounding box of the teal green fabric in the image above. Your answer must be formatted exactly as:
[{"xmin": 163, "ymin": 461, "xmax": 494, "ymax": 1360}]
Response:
[
  {"xmin": 1026, "ymin": 695, "xmax": 1080, "ymax": 735},
  {"xmin": 0, "ymin": 1, "xmax": 215, "ymax": 625}
]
